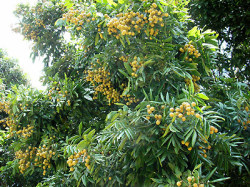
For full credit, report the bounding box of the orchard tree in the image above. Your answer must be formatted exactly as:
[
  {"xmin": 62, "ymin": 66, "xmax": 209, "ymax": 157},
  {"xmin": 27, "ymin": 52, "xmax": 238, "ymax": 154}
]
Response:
[
  {"xmin": 0, "ymin": 49, "xmax": 28, "ymax": 89},
  {"xmin": 0, "ymin": 49, "xmax": 28, "ymax": 186},
  {"xmin": 188, "ymin": 0, "xmax": 250, "ymax": 82},
  {"xmin": 0, "ymin": 0, "xmax": 249, "ymax": 187}
]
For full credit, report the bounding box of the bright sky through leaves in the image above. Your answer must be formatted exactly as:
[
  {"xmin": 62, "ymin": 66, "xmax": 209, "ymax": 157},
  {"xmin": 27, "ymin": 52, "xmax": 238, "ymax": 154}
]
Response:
[{"xmin": 0, "ymin": 0, "xmax": 45, "ymax": 90}]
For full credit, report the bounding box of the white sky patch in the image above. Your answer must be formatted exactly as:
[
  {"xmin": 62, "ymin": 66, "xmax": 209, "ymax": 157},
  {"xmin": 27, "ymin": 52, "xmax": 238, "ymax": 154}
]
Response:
[{"xmin": 0, "ymin": 0, "xmax": 45, "ymax": 90}]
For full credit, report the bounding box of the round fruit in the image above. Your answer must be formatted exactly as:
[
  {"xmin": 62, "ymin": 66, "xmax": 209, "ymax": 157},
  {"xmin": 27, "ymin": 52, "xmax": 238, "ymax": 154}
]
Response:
[
  {"xmin": 195, "ymin": 113, "xmax": 200, "ymax": 118},
  {"xmin": 185, "ymin": 142, "xmax": 189, "ymax": 147},
  {"xmin": 187, "ymin": 176, "xmax": 192, "ymax": 182},
  {"xmin": 150, "ymin": 107, "xmax": 155, "ymax": 112},
  {"xmin": 156, "ymin": 120, "xmax": 161, "ymax": 125}
]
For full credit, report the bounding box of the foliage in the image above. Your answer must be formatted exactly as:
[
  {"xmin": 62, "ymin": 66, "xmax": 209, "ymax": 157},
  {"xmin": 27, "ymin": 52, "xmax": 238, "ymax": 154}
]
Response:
[
  {"xmin": 0, "ymin": 0, "xmax": 249, "ymax": 187},
  {"xmin": 0, "ymin": 49, "xmax": 28, "ymax": 89},
  {"xmin": 13, "ymin": 0, "xmax": 67, "ymax": 67},
  {"xmin": 188, "ymin": 0, "xmax": 250, "ymax": 82}
]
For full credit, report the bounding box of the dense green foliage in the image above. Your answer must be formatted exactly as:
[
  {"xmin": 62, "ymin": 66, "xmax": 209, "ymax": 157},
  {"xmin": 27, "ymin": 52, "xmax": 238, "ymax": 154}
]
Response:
[
  {"xmin": 0, "ymin": 0, "xmax": 249, "ymax": 186},
  {"xmin": 188, "ymin": 0, "xmax": 250, "ymax": 81},
  {"xmin": 0, "ymin": 49, "xmax": 28, "ymax": 89}
]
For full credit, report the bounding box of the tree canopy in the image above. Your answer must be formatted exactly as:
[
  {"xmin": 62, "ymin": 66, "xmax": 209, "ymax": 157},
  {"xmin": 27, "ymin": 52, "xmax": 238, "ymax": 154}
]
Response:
[
  {"xmin": 0, "ymin": 49, "xmax": 28, "ymax": 89},
  {"xmin": 188, "ymin": 0, "xmax": 250, "ymax": 81},
  {"xmin": 0, "ymin": 0, "xmax": 249, "ymax": 186}
]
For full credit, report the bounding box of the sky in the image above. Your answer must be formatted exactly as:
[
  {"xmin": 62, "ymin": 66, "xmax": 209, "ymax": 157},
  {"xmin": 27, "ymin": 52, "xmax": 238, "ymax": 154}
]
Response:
[{"xmin": 0, "ymin": 0, "xmax": 45, "ymax": 90}]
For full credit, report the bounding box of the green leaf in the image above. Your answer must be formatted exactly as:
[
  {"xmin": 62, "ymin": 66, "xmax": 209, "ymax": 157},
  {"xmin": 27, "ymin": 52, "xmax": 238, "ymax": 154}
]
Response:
[
  {"xmin": 84, "ymin": 95, "xmax": 93, "ymax": 101},
  {"xmin": 87, "ymin": 129, "xmax": 95, "ymax": 140},
  {"xmin": 125, "ymin": 36, "xmax": 130, "ymax": 45},
  {"xmin": 124, "ymin": 62, "xmax": 133, "ymax": 75},
  {"xmin": 197, "ymin": 93, "xmax": 209, "ymax": 100},
  {"xmin": 188, "ymin": 26, "xmax": 198, "ymax": 37},
  {"xmin": 162, "ymin": 124, "xmax": 171, "ymax": 138},
  {"xmin": 77, "ymin": 140, "xmax": 88, "ymax": 150},
  {"xmin": 205, "ymin": 167, "xmax": 217, "ymax": 181},
  {"xmin": 151, "ymin": 178, "xmax": 163, "ymax": 184},
  {"xmin": 191, "ymin": 131, "xmax": 197, "ymax": 147},
  {"xmin": 170, "ymin": 124, "xmax": 180, "ymax": 133},
  {"xmin": 106, "ymin": 111, "xmax": 118, "ymax": 122},
  {"xmin": 210, "ymin": 177, "xmax": 230, "ymax": 183},
  {"xmin": 79, "ymin": 122, "xmax": 83, "ymax": 136},
  {"xmin": 118, "ymin": 69, "xmax": 129, "ymax": 78},
  {"xmin": 95, "ymin": 33, "xmax": 99, "ymax": 45},
  {"xmin": 202, "ymin": 43, "xmax": 219, "ymax": 49},
  {"xmin": 118, "ymin": 137, "xmax": 128, "ymax": 150},
  {"xmin": 81, "ymin": 175, "xmax": 87, "ymax": 186},
  {"xmin": 184, "ymin": 129, "xmax": 194, "ymax": 142},
  {"xmin": 193, "ymin": 163, "xmax": 202, "ymax": 170},
  {"xmin": 120, "ymin": 38, "xmax": 126, "ymax": 48}
]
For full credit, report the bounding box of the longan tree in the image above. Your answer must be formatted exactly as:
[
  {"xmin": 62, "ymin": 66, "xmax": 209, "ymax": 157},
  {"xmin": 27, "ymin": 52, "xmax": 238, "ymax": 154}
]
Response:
[{"xmin": 0, "ymin": 0, "xmax": 249, "ymax": 186}]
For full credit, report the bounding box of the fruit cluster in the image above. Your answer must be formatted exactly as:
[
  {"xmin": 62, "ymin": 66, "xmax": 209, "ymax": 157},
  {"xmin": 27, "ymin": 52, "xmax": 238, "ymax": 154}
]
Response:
[
  {"xmin": 47, "ymin": 86, "xmax": 70, "ymax": 106},
  {"xmin": 16, "ymin": 125, "xmax": 34, "ymax": 139},
  {"xmin": 67, "ymin": 149, "xmax": 91, "ymax": 171},
  {"xmin": 181, "ymin": 140, "xmax": 192, "ymax": 151},
  {"xmin": 179, "ymin": 43, "xmax": 201, "ymax": 62},
  {"xmin": 0, "ymin": 100, "xmax": 10, "ymax": 114},
  {"xmin": 20, "ymin": 23, "xmax": 38, "ymax": 41},
  {"xmin": 85, "ymin": 64, "xmax": 120, "ymax": 104},
  {"xmin": 62, "ymin": 8, "xmax": 95, "ymax": 30},
  {"xmin": 122, "ymin": 94, "xmax": 139, "ymax": 106},
  {"xmin": 146, "ymin": 104, "xmax": 163, "ymax": 125},
  {"xmin": 119, "ymin": 56, "xmax": 128, "ymax": 62},
  {"xmin": 185, "ymin": 75, "xmax": 200, "ymax": 92},
  {"xmin": 169, "ymin": 102, "xmax": 200, "ymax": 122},
  {"xmin": 120, "ymin": 83, "xmax": 139, "ymax": 106},
  {"xmin": 130, "ymin": 56, "xmax": 144, "ymax": 78},
  {"xmin": 35, "ymin": 18, "xmax": 45, "ymax": 28},
  {"xmin": 35, "ymin": 145, "xmax": 55, "ymax": 175},
  {"xmin": 177, "ymin": 175, "xmax": 204, "ymax": 187},
  {"xmin": 238, "ymin": 106, "xmax": 249, "ymax": 130},
  {"xmin": 5, "ymin": 117, "xmax": 16, "ymax": 138},
  {"xmin": 106, "ymin": 3, "xmax": 168, "ymax": 39},
  {"xmin": 15, "ymin": 147, "xmax": 37, "ymax": 174},
  {"xmin": 0, "ymin": 100, "xmax": 9, "ymax": 128},
  {"xmin": 209, "ymin": 125, "xmax": 218, "ymax": 134},
  {"xmin": 198, "ymin": 145, "xmax": 211, "ymax": 158}
]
